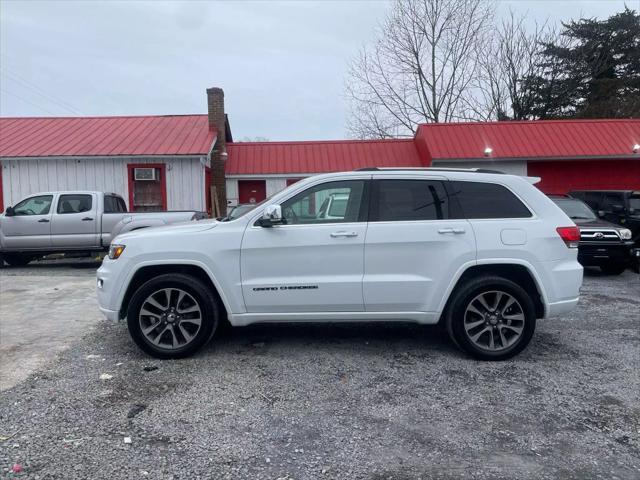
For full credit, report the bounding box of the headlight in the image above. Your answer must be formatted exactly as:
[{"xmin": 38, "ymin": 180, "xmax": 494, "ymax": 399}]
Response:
[
  {"xmin": 619, "ymin": 229, "xmax": 632, "ymax": 240},
  {"xmin": 108, "ymin": 244, "xmax": 126, "ymax": 259}
]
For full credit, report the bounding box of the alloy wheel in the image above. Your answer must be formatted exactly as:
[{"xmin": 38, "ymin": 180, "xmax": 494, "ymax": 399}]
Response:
[
  {"xmin": 463, "ymin": 290, "xmax": 525, "ymax": 352},
  {"xmin": 138, "ymin": 288, "xmax": 202, "ymax": 350}
]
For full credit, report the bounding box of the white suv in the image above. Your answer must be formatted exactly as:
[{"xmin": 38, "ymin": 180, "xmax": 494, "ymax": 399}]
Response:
[{"xmin": 97, "ymin": 168, "xmax": 583, "ymax": 360}]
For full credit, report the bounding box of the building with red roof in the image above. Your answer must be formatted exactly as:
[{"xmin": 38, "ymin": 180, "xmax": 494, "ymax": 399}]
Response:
[{"xmin": 1, "ymin": 85, "xmax": 639, "ymax": 214}]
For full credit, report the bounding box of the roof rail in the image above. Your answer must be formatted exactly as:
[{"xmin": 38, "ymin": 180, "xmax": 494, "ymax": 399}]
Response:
[{"xmin": 354, "ymin": 167, "xmax": 505, "ymax": 174}]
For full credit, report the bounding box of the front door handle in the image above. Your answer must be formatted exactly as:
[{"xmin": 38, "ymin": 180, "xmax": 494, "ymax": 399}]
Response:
[
  {"xmin": 330, "ymin": 231, "xmax": 358, "ymax": 238},
  {"xmin": 438, "ymin": 227, "xmax": 465, "ymax": 234},
  {"xmin": 38, "ymin": 218, "xmax": 50, "ymax": 223},
  {"xmin": 82, "ymin": 217, "xmax": 94, "ymax": 221}
]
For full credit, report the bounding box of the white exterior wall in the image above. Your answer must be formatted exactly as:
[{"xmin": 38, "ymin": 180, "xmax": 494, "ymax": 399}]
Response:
[
  {"xmin": 1, "ymin": 156, "xmax": 207, "ymax": 211},
  {"xmin": 432, "ymin": 159, "xmax": 528, "ymax": 176},
  {"xmin": 226, "ymin": 175, "xmax": 308, "ymax": 206}
]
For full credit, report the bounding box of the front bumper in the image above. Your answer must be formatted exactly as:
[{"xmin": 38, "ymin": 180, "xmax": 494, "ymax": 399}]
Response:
[
  {"xmin": 96, "ymin": 256, "xmax": 129, "ymax": 322},
  {"xmin": 577, "ymin": 241, "xmax": 635, "ymax": 266}
]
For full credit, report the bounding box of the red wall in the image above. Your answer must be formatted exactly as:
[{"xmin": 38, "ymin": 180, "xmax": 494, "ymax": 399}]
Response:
[{"xmin": 528, "ymin": 160, "xmax": 640, "ymax": 194}]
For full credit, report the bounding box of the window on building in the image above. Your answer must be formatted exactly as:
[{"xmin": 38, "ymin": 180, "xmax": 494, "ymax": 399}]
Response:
[
  {"xmin": 372, "ymin": 180, "xmax": 449, "ymax": 222},
  {"xmin": 128, "ymin": 165, "xmax": 166, "ymax": 212},
  {"xmin": 449, "ymin": 181, "xmax": 532, "ymax": 219}
]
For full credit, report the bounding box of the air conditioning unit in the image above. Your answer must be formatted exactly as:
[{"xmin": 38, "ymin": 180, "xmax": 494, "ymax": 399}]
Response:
[{"xmin": 134, "ymin": 168, "xmax": 157, "ymax": 181}]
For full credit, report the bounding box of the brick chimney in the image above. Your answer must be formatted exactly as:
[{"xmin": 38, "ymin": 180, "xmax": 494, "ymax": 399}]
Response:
[{"xmin": 206, "ymin": 87, "xmax": 227, "ymax": 216}]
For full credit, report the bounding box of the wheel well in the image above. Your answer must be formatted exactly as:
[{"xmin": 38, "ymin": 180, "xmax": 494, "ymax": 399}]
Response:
[
  {"xmin": 119, "ymin": 264, "xmax": 227, "ymax": 321},
  {"xmin": 443, "ymin": 264, "xmax": 545, "ymax": 320}
]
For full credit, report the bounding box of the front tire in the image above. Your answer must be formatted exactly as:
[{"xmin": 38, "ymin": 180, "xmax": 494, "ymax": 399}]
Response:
[
  {"xmin": 446, "ymin": 276, "xmax": 536, "ymax": 361},
  {"xmin": 127, "ymin": 274, "xmax": 219, "ymax": 359},
  {"xmin": 600, "ymin": 263, "xmax": 627, "ymax": 275}
]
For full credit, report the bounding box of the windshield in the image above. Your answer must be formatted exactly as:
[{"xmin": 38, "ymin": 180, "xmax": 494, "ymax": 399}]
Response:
[
  {"xmin": 552, "ymin": 198, "xmax": 597, "ymax": 220},
  {"xmin": 225, "ymin": 204, "xmax": 257, "ymax": 221}
]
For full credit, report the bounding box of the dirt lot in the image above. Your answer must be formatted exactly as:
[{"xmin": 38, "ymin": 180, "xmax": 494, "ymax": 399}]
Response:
[{"xmin": 0, "ymin": 261, "xmax": 639, "ymax": 479}]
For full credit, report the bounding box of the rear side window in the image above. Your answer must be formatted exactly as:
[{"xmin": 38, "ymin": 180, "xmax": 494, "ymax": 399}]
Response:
[
  {"xmin": 104, "ymin": 195, "xmax": 127, "ymax": 213},
  {"xmin": 57, "ymin": 194, "xmax": 93, "ymax": 214},
  {"xmin": 449, "ymin": 181, "xmax": 532, "ymax": 219},
  {"xmin": 372, "ymin": 180, "xmax": 449, "ymax": 221}
]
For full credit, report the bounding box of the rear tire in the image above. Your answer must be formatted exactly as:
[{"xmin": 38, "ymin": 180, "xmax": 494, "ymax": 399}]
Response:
[
  {"xmin": 127, "ymin": 274, "xmax": 219, "ymax": 359},
  {"xmin": 445, "ymin": 276, "xmax": 536, "ymax": 361},
  {"xmin": 2, "ymin": 253, "xmax": 34, "ymax": 267},
  {"xmin": 600, "ymin": 263, "xmax": 627, "ymax": 275}
]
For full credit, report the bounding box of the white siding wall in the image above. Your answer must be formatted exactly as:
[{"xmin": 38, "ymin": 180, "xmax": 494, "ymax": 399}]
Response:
[
  {"xmin": 1, "ymin": 156, "xmax": 206, "ymax": 211},
  {"xmin": 432, "ymin": 160, "xmax": 528, "ymax": 176}
]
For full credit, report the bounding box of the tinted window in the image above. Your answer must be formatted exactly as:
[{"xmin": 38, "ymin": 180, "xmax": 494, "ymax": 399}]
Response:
[
  {"xmin": 104, "ymin": 195, "xmax": 126, "ymax": 213},
  {"xmin": 57, "ymin": 194, "xmax": 93, "ymax": 214},
  {"xmin": 602, "ymin": 192, "xmax": 624, "ymax": 211},
  {"xmin": 281, "ymin": 181, "xmax": 365, "ymax": 224},
  {"xmin": 372, "ymin": 180, "xmax": 448, "ymax": 221},
  {"xmin": 450, "ymin": 181, "xmax": 531, "ymax": 219},
  {"xmin": 13, "ymin": 195, "xmax": 53, "ymax": 216},
  {"xmin": 552, "ymin": 198, "xmax": 596, "ymax": 220}
]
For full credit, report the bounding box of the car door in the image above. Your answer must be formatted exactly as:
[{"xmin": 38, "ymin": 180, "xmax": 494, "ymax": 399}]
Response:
[
  {"xmin": 241, "ymin": 178, "xmax": 369, "ymax": 313},
  {"xmin": 51, "ymin": 193, "xmax": 99, "ymax": 247},
  {"xmin": 363, "ymin": 176, "xmax": 475, "ymax": 313},
  {"xmin": 1, "ymin": 194, "xmax": 54, "ymax": 249}
]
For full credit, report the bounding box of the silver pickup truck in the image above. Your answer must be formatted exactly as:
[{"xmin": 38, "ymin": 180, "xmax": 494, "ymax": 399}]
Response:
[{"xmin": 0, "ymin": 191, "xmax": 207, "ymax": 266}]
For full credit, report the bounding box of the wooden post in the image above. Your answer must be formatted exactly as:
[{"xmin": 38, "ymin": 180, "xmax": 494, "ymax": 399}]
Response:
[{"xmin": 211, "ymin": 186, "xmax": 221, "ymax": 218}]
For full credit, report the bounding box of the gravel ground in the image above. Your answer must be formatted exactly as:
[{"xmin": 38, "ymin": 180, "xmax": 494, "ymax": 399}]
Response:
[{"xmin": 0, "ymin": 264, "xmax": 639, "ymax": 480}]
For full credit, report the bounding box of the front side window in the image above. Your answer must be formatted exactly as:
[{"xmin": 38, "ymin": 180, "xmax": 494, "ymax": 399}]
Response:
[
  {"xmin": 57, "ymin": 194, "xmax": 93, "ymax": 214},
  {"xmin": 281, "ymin": 180, "xmax": 365, "ymax": 225},
  {"xmin": 13, "ymin": 195, "xmax": 53, "ymax": 216},
  {"xmin": 450, "ymin": 181, "xmax": 532, "ymax": 219},
  {"xmin": 371, "ymin": 179, "xmax": 449, "ymax": 221}
]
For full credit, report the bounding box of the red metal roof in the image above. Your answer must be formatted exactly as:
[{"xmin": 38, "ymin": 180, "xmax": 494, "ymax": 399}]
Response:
[
  {"xmin": 0, "ymin": 115, "xmax": 216, "ymax": 158},
  {"xmin": 416, "ymin": 119, "xmax": 640, "ymax": 160},
  {"xmin": 226, "ymin": 139, "xmax": 423, "ymax": 175}
]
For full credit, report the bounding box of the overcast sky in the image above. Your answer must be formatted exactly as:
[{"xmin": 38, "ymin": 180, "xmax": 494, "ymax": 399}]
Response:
[{"xmin": 0, "ymin": 0, "xmax": 632, "ymax": 140}]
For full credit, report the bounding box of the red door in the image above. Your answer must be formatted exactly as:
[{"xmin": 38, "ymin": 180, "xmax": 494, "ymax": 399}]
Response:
[
  {"xmin": 238, "ymin": 180, "xmax": 266, "ymax": 205},
  {"xmin": 0, "ymin": 162, "xmax": 4, "ymax": 212},
  {"xmin": 127, "ymin": 163, "xmax": 167, "ymax": 212}
]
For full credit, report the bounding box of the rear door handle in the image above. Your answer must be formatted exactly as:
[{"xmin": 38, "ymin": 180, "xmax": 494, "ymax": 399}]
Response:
[
  {"xmin": 38, "ymin": 218, "xmax": 50, "ymax": 223},
  {"xmin": 82, "ymin": 217, "xmax": 94, "ymax": 221},
  {"xmin": 330, "ymin": 231, "xmax": 358, "ymax": 238},
  {"xmin": 438, "ymin": 227, "xmax": 465, "ymax": 234}
]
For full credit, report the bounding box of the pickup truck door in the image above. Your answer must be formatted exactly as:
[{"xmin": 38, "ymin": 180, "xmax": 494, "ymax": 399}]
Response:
[
  {"xmin": 1, "ymin": 194, "xmax": 54, "ymax": 249},
  {"xmin": 51, "ymin": 193, "xmax": 99, "ymax": 247},
  {"xmin": 240, "ymin": 179, "xmax": 369, "ymax": 313}
]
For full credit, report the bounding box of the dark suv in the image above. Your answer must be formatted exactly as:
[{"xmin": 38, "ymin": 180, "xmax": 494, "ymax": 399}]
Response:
[
  {"xmin": 550, "ymin": 196, "xmax": 634, "ymax": 275},
  {"xmin": 569, "ymin": 190, "xmax": 640, "ymax": 246}
]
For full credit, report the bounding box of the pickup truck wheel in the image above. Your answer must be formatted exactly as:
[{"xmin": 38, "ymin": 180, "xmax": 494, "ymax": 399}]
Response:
[
  {"xmin": 446, "ymin": 276, "xmax": 536, "ymax": 361},
  {"xmin": 600, "ymin": 263, "xmax": 627, "ymax": 275},
  {"xmin": 127, "ymin": 274, "xmax": 219, "ymax": 359},
  {"xmin": 2, "ymin": 253, "xmax": 34, "ymax": 267}
]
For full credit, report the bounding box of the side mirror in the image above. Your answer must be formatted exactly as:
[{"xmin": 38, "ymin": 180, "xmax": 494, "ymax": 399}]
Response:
[
  {"xmin": 597, "ymin": 210, "xmax": 605, "ymax": 218},
  {"xmin": 4, "ymin": 206, "xmax": 14, "ymax": 217},
  {"xmin": 259, "ymin": 204, "xmax": 283, "ymax": 227}
]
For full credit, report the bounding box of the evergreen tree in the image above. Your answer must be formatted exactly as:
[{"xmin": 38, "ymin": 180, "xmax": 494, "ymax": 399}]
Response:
[{"xmin": 525, "ymin": 7, "xmax": 640, "ymax": 119}]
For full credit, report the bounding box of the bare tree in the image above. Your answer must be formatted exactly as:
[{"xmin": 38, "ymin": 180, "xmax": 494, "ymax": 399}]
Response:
[
  {"xmin": 468, "ymin": 11, "xmax": 558, "ymax": 121},
  {"xmin": 346, "ymin": 0, "xmax": 495, "ymax": 138}
]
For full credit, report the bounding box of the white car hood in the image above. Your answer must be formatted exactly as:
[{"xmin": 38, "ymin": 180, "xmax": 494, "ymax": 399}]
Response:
[{"xmin": 114, "ymin": 220, "xmax": 218, "ymax": 242}]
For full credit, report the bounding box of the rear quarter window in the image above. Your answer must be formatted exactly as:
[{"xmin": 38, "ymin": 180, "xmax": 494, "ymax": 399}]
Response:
[{"xmin": 449, "ymin": 181, "xmax": 532, "ymax": 219}]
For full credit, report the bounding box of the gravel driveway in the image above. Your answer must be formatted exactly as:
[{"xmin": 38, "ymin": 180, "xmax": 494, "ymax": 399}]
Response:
[{"xmin": 0, "ymin": 263, "xmax": 639, "ymax": 479}]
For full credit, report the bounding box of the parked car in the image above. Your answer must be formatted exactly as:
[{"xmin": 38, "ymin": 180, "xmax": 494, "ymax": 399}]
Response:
[
  {"xmin": 316, "ymin": 192, "xmax": 349, "ymax": 220},
  {"xmin": 569, "ymin": 190, "xmax": 640, "ymax": 246},
  {"xmin": 97, "ymin": 168, "xmax": 583, "ymax": 361},
  {"xmin": 549, "ymin": 195, "xmax": 634, "ymax": 275},
  {"xmin": 0, "ymin": 191, "xmax": 207, "ymax": 266}
]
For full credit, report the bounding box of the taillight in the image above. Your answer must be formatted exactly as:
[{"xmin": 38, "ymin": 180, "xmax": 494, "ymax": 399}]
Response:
[{"xmin": 556, "ymin": 226, "xmax": 580, "ymax": 248}]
